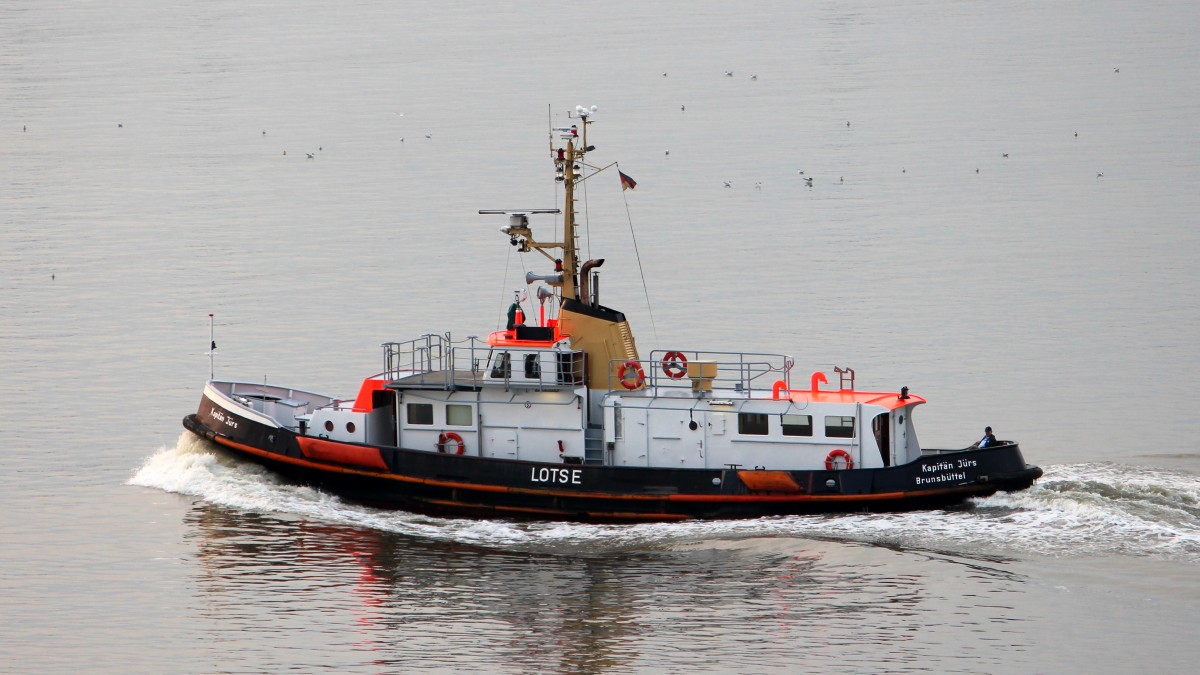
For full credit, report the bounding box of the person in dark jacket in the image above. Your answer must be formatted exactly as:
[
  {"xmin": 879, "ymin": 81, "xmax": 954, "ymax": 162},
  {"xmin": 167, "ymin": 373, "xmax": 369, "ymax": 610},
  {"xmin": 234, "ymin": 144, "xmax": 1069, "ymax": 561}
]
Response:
[{"xmin": 977, "ymin": 426, "xmax": 997, "ymax": 448}]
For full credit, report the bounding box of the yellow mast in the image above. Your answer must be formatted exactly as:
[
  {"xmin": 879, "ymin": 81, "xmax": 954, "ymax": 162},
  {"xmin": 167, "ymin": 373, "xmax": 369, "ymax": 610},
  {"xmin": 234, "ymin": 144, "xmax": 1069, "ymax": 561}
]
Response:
[{"xmin": 559, "ymin": 134, "xmax": 580, "ymax": 299}]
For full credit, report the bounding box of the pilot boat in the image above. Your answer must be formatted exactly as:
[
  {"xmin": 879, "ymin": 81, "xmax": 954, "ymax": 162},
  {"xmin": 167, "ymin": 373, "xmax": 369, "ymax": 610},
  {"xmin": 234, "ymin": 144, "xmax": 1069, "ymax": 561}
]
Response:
[{"xmin": 183, "ymin": 109, "xmax": 1042, "ymax": 521}]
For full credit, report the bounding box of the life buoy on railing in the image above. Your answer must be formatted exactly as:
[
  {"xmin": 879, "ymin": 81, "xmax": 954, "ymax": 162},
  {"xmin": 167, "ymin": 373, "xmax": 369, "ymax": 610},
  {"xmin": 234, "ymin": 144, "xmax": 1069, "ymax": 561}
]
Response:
[
  {"xmin": 438, "ymin": 431, "xmax": 466, "ymax": 455},
  {"xmin": 618, "ymin": 360, "xmax": 646, "ymax": 389},
  {"xmin": 662, "ymin": 351, "xmax": 688, "ymax": 379},
  {"xmin": 825, "ymin": 448, "xmax": 853, "ymax": 470},
  {"xmin": 772, "ymin": 380, "xmax": 789, "ymax": 400}
]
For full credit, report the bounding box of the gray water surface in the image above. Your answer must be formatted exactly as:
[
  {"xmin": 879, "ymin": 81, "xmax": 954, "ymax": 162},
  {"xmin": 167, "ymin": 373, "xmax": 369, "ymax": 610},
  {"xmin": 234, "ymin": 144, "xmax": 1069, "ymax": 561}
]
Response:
[{"xmin": 3, "ymin": 1, "xmax": 1199, "ymax": 672}]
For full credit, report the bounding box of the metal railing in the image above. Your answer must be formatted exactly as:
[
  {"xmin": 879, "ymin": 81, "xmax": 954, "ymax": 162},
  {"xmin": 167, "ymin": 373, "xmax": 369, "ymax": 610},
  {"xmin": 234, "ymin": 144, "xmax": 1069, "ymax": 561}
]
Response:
[
  {"xmin": 382, "ymin": 333, "xmax": 455, "ymax": 379},
  {"xmin": 607, "ymin": 350, "xmax": 794, "ymax": 394},
  {"xmin": 381, "ymin": 333, "xmax": 586, "ymax": 391}
]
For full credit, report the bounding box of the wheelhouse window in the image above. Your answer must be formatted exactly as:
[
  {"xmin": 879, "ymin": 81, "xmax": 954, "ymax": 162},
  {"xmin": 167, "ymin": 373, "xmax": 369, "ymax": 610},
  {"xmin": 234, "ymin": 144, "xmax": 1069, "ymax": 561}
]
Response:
[
  {"xmin": 825, "ymin": 415, "xmax": 855, "ymax": 438},
  {"xmin": 738, "ymin": 412, "xmax": 769, "ymax": 435},
  {"xmin": 781, "ymin": 414, "xmax": 813, "ymax": 437},
  {"xmin": 446, "ymin": 404, "xmax": 472, "ymax": 427},
  {"xmin": 490, "ymin": 352, "xmax": 511, "ymax": 379},
  {"xmin": 524, "ymin": 353, "xmax": 541, "ymax": 379},
  {"xmin": 407, "ymin": 403, "xmax": 433, "ymax": 425}
]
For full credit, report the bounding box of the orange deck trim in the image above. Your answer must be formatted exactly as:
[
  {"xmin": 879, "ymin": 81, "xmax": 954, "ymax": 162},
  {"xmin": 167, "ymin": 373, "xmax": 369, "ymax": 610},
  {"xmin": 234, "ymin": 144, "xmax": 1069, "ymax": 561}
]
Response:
[
  {"xmin": 484, "ymin": 329, "xmax": 567, "ymax": 347},
  {"xmin": 784, "ymin": 389, "xmax": 927, "ymax": 411},
  {"xmin": 352, "ymin": 377, "xmax": 388, "ymax": 412}
]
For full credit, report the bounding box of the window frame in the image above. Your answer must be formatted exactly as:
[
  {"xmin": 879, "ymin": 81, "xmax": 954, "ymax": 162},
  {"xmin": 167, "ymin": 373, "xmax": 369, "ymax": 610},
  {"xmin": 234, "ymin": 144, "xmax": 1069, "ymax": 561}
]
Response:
[
  {"xmin": 406, "ymin": 402, "xmax": 434, "ymax": 426},
  {"xmin": 490, "ymin": 352, "xmax": 511, "ymax": 379},
  {"xmin": 781, "ymin": 413, "xmax": 813, "ymax": 437},
  {"xmin": 738, "ymin": 411, "xmax": 769, "ymax": 436},
  {"xmin": 446, "ymin": 403, "xmax": 473, "ymax": 427},
  {"xmin": 824, "ymin": 415, "xmax": 856, "ymax": 438}
]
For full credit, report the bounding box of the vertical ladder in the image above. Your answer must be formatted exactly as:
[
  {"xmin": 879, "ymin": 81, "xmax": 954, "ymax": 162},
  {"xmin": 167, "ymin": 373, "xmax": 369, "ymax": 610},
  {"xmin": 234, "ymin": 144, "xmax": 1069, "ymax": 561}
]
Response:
[{"xmin": 584, "ymin": 425, "xmax": 605, "ymax": 464}]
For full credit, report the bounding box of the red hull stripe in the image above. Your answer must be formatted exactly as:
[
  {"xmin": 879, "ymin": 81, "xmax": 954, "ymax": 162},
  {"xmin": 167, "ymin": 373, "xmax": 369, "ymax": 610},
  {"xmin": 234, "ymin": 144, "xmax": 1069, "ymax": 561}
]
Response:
[
  {"xmin": 296, "ymin": 436, "xmax": 389, "ymax": 471},
  {"xmin": 417, "ymin": 498, "xmax": 693, "ymax": 521},
  {"xmin": 668, "ymin": 484, "xmax": 980, "ymax": 503},
  {"xmin": 209, "ymin": 434, "xmax": 983, "ymax": 505}
]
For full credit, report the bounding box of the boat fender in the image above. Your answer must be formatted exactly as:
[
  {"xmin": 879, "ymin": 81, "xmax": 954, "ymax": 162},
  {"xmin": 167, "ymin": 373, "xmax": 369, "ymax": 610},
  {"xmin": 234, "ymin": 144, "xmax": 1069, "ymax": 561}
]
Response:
[
  {"xmin": 618, "ymin": 360, "xmax": 646, "ymax": 389},
  {"xmin": 662, "ymin": 351, "xmax": 688, "ymax": 379},
  {"xmin": 825, "ymin": 448, "xmax": 853, "ymax": 470},
  {"xmin": 438, "ymin": 432, "xmax": 466, "ymax": 455},
  {"xmin": 771, "ymin": 380, "xmax": 789, "ymax": 399}
]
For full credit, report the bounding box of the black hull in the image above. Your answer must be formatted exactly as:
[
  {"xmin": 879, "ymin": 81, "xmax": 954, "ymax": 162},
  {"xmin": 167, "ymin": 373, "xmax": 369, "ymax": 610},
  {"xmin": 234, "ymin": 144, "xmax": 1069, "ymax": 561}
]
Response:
[{"xmin": 184, "ymin": 396, "xmax": 1042, "ymax": 522}]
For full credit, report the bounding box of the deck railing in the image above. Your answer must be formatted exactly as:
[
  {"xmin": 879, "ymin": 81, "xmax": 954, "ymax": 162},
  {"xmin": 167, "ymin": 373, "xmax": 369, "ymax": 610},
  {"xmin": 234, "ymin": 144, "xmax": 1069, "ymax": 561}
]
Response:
[
  {"xmin": 608, "ymin": 350, "xmax": 794, "ymax": 394},
  {"xmin": 381, "ymin": 333, "xmax": 585, "ymax": 391}
]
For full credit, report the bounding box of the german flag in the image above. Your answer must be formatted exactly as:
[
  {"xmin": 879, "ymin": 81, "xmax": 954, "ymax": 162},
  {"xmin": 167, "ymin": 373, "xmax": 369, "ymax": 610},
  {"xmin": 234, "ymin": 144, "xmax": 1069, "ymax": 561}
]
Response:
[{"xmin": 619, "ymin": 170, "xmax": 637, "ymax": 191}]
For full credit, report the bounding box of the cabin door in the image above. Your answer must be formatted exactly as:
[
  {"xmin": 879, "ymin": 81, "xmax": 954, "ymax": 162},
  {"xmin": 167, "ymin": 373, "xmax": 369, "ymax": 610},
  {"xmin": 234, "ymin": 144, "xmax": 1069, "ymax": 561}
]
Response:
[
  {"xmin": 872, "ymin": 413, "xmax": 891, "ymax": 467},
  {"xmin": 892, "ymin": 410, "xmax": 909, "ymax": 464}
]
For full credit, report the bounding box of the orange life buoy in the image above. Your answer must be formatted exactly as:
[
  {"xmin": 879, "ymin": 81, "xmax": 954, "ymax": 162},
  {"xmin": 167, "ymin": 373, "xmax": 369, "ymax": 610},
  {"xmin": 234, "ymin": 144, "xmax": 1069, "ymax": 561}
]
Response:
[
  {"xmin": 617, "ymin": 360, "xmax": 646, "ymax": 389},
  {"xmin": 662, "ymin": 351, "xmax": 688, "ymax": 379},
  {"xmin": 825, "ymin": 448, "xmax": 853, "ymax": 470},
  {"xmin": 438, "ymin": 432, "xmax": 466, "ymax": 455}
]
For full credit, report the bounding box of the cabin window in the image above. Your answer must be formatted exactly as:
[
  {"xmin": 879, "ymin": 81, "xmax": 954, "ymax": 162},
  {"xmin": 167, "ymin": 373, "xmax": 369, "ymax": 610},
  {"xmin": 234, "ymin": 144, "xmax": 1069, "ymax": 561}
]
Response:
[
  {"xmin": 447, "ymin": 404, "xmax": 472, "ymax": 426},
  {"xmin": 524, "ymin": 353, "xmax": 541, "ymax": 379},
  {"xmin": 490, "ymin": 352, "xmax": 511, "ymax": 379},
  {"xmin": 407, "ymin": 403, "xmax": 433, "ymax": 425},
  {"xmin": 781, "ymin": 414, "xmax": 813, "ymax": 437},
  {"xmin": 825, "ymin": 415, "xmax": 856, "ymax": 438},
  {"xmin": 738, "ymin": 412, "xmax": 769, "ymax": 435}
]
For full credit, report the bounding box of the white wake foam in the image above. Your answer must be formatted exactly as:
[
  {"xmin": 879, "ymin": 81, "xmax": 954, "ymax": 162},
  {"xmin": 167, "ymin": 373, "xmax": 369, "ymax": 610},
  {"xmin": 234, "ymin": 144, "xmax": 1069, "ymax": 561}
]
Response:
[{"xmin": 130, "ymin": 434, "xmax": 1200, "ymax": 561}]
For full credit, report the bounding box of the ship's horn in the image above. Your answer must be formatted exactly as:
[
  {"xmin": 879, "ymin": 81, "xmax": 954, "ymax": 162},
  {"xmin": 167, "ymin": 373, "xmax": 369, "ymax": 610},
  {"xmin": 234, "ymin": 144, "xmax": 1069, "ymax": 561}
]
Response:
[
  {"xmin": 536, "ymin": 286, "xmax": 555, "ymax": 303},
  {"xmin": 526, "ymin": 271, "xmax": 563, "ymax": 285}
]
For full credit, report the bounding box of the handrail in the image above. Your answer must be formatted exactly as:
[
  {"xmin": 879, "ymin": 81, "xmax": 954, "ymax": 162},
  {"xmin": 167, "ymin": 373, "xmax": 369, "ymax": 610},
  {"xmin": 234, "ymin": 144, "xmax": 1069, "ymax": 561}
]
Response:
[
  {"xmin": 612, "ymin": 350, "xmax": 794, "ymax": 394},
  {"xmin": 380, "ymin": 332, "xmax": 585, "ymax": 391}
]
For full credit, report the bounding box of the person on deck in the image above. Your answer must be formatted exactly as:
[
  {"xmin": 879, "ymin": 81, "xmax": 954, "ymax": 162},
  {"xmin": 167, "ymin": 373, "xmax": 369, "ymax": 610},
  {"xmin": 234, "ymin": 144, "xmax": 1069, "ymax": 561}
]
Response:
[{"xmin": 977, "ymin": 426, "xmax": 997, "ymax": 448}]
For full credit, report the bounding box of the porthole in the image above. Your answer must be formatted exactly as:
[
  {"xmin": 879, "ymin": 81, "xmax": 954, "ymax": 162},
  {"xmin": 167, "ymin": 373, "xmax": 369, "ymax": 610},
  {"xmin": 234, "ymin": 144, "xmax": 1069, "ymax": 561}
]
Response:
[
  {"xmin": 346, "ymin": 422, "xmax": 356, "ymax": 433},
  {"xmin": 324, "ymin": 420, "xmax": 334, "ymax": 432}
]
